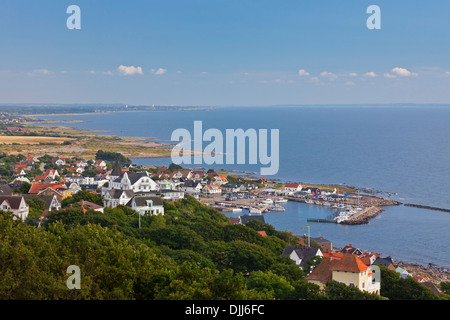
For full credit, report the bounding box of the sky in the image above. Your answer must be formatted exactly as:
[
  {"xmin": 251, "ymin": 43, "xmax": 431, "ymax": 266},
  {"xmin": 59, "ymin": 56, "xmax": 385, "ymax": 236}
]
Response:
[{"xmin": 0, "ymin": 0, "xmax": 450, "ymax": 106}]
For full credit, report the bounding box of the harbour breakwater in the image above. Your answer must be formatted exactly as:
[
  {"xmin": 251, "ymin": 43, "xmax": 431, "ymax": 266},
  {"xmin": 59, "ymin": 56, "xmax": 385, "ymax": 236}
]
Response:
[
  {"xmin": 339, "ymin": 206, "xmax": 384, "ymax": 225},
  {"xmin": 404, "ymin": 203, "xmax": 450, "ymax": 213}
]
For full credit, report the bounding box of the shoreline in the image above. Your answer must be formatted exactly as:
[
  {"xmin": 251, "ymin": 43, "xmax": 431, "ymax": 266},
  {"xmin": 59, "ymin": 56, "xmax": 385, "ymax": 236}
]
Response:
[{"xmin": 8, "ymin": 114, "xmax": 450, "ymax": 277}]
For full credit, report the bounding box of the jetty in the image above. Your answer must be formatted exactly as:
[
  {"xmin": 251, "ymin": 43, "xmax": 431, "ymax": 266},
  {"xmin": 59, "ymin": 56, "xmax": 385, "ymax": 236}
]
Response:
[
  {"xmin": 339, "ymin": 206, "xmax": 384, "ymax": 225},
  {"xmin": 307, "ymin": 218, "xmax": 337, "ymax": 224},
  {"xmin": 404, "ymin": 203, "xmax": 450, "ymax": 213}
]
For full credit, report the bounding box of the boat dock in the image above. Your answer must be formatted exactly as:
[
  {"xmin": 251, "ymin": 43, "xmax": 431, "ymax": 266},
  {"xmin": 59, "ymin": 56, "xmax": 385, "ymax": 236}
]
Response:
[{"xmin": 307, "ymin": 218, "xmax": 337, "ymax": 224}]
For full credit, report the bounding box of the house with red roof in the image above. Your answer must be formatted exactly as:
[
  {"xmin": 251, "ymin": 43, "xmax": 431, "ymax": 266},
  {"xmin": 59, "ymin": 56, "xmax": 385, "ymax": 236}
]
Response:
[
  {"xmin": 202, "ymin": 184, "xmax": 222, "ymax": 194},
  {"xmin": 306, "ymin": 254, "xmax": 381, "ymax": 295}
]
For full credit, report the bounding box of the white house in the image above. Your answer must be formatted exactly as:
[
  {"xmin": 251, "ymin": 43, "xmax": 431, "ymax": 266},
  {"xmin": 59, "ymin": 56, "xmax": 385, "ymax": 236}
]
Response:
[
  {"xmin": 54, "ymin": 158, "xmax": 66, "ymax": 166},
  {"xmin": 0, "ymin": 196, "xmax": 29, "ymax": 221},
  {"xmin": 203, "ymin": 184, "xmax": 222, "ymax": 194},
  {"xmin": 103, "ymin": 189, "xmax": 135, "ymax": 208},
  {"xmin": 157, "ymin": 189, "xmax": 185, "ymax": 200},
  {"xmin": 281, "ymin": 245, "xmax": 323, "ymax": 267},
  {"xmin": 284, "ymin": 183, "xmax": 302, "ymax": 194},
  {"xmin": 183, "ymin": 181, "xmax": 203, "ymax": 193},
  {"xmin": 126, "ymin": 196, "xmax": 164, "ymax": 216},
  {"xmin": 109, "ymin": 171, "xmax": 158, "ymax": 193}
]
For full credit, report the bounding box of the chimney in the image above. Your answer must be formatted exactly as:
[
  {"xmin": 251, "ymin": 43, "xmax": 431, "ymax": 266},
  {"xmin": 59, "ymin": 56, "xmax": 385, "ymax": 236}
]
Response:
[{"xmin": 349, "ymin": 244, "xmax": 352, "ymax": 248}]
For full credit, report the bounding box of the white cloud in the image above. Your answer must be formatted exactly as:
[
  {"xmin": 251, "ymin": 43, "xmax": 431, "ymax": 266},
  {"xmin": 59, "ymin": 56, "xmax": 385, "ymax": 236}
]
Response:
[
  {"xmin": 384, "ymin": 73, "xmax": 397, "ymax": 79},
  {"xmin": 27, "ymin": 69, "xmax": 53, "ymax": 76},
  {"xmin": 446, "ymin": 71, "xmax": 450, "ymax": 75},
  {"xmin": 349, "ymin": 72, "xmax": 358, "ymax": 77},
  {"xmin": 151, "ymin": 68, "xmax": 167, "ymax": 75},
  {"xmin": 298, "ymin": 69, "xmax": 310, "ymax": 76},
  {"xmin": 392, "ymin": 67, "xmax": 418, "ymax": 77},
  {"xmin": 364, "ymin": 72, "xmax": 377, "ymax": 77},
  {"xmin": 345, "ymin": 81, "xmax": 356, "ymax": 86},
  {"xmin": 320, "ymin": 71, "xmax": 337, "ymax": 80},
  {"xmin": 117, "ymin": 65, "xmax": 143, "ymax": 76}
]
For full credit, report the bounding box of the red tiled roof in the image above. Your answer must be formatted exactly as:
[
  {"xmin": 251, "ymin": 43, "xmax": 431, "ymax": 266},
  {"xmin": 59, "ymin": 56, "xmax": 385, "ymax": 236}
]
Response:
[
  {"xmin": 306, "ymin": 258, "xmax": 339, "ymax": 283},
  {"xmin": 329, "ymin": 254, "xmax": 369, "ymax": 273},
  {"xmin": 285, "ymin": 183, "xmax": 301, "ymax": 188}
]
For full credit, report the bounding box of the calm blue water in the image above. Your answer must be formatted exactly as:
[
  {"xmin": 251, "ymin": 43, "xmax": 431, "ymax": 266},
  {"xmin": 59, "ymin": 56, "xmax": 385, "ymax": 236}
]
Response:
[{"xmin": 34, "ymin": 106, "xmax": 450, "ymax": 268}]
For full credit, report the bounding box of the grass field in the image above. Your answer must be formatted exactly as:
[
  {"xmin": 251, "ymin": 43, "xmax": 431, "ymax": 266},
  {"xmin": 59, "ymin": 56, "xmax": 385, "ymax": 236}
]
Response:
[
  {"xmin": 0, "ymin": 136, "xmax": 74, "ymax": 145},
  {"xmin": 0, "ymin": 124, "xmax": 172, "ymax": 159}
]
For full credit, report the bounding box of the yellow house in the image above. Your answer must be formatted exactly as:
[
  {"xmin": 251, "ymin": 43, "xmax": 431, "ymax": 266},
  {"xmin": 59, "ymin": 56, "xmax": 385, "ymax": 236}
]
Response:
[
  {"xmin": 38, "ymin": 187, "xmax": 71, "ymax": 202},
  {"xmin": 306, "ymin": 254, "xmax": 380, "ymax": 295}
]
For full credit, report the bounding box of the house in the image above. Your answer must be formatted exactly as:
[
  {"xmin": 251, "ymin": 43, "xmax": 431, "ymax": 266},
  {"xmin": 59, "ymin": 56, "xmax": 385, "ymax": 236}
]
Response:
[
  {"xmin": 126, "ymin": 195, "xmax": 164, "ymax": 216},
  {"xmin": 306, "ymin": 254, "xmax": 381, "ymax": 295},
  {"xmin": 0, "ymin": 184, "xmax": 13, "ymax": 196},
  {"xmin": 94, "ymin": 160, "xmax": 107, "ymax": 168},
  {"xmin": 212, "ymin": 175, "xmax": 228, "ymax": 186},
  {"xmin": 237, "ymin": 214, "xmax": 265, "ymax": 225},
  {"xmin": 281, "ymin": 245, "xmax": 323, "ymax": 268},
  {"xmin": 38, "ymin": 186, "xmax": 71, "ymax": 202},
  {"xmin": 322, "ymin": 252, "xmax": 344, "ymax": 260},
  {"xmin": 44, "ymin": 169, "xmax": 60, "ymax": 180},
  {"xmin": 183, "ymin": 181, "xmax": 203, "ymax": 193},
  {"xmin": 395, "ymin": 267, "xmax": 412, "ymax": 278},
  {"xmin": 23, "ymin": 194, "xmax": 61, "ymax": 212},
  {"xmin": 14, "ymin": 168, "xmax": 26, "ymax": 177},
  {"xmin": 222, "ymin": 183, "xmax": 241, "ymax": 193},
  {"xmin": 53, "ymin": 158, "xmax": 66, "ymax": 166},
  {"xmin": 239, "ymin": 183, "xmax": 258, "ymax": 192},
  {"xmin": 156, "ymin": 189, "xmax": 185, "ymax": 200},
  {"xmin": 65, "ymin": 182, "xmax": 82, "ymax": 195},
  {"xmin": 329, "ymin": 254, "xmax": 380, "ymax": 294},
  {"xmin": 191, "ymin": 171, "xmax": 206, "ymax": 181},
  {"xmin": 284, "ymin": 183, "xmax": 302, "ymax": 193},
  {"xmin": 373, "ymin": 257, "xmax": 396, "ymax": 271},
  {"xmin": 157, "ymin": 179, "xmax": 175, "ymax": 190},
  {"xmin": 103, "ymin": 189, "xmax": 134, "ymax": 208},
  {"xmin": 202, "ymin": 184, "xmax": 222, "ymax": 194},
  {"xmin": 311, "ymin": 236, "xmax": 333, "ymax": 252},
  {"xmin": 340, "ymin": 244, "xmax": 363, "ymax": 256},
  {"xmin": 109, "ymin": 171, "xmax": 158, "ymax": 193},
  {"xmin": 0, "ymin": 195, "xmax": 29, "ymax": 221},
  {"xmin": 303, "ymin": 187, "xmax": 321, "ymax": 195},
  {"xmin": 81, "ymin": 200, "xmax": 104, "ymax": 213},
  {"xmin": 257, "ymin": 178, "xmax": 267, "ymax": 185}
]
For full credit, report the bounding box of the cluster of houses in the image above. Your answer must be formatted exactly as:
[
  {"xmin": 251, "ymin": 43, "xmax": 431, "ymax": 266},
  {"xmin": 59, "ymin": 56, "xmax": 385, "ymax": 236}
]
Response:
[
  {"xmin": 1, "ymin": 155, "xmax": 263, "ymax": 224},
  {"xmin": 229, "ymin": 213, "xmax": 443, "ymax": 296}
]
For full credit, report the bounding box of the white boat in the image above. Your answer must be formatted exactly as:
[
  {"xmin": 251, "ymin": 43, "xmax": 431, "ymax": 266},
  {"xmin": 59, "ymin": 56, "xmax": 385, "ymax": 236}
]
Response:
[
  {"xmin": 275, "ymin": 198, "xmax": 288, "ymax": 203},
  {"xmin": 249, "ymin": 207, "xmax": 263, "ymax": 214},
  {"xmin": 262, "ymin": 199, "xmax": 273, "ymax": 204},
  {"xmin": 323, "ymin": 202, "xmax": 332, "ymax": 207},
  {"xmin": 305, "ymin": 199, "xmax": 314, "ymax": 204},
  {"xmin": 270, "ymin": 205, "xmax": 286, "ymax": 212}
]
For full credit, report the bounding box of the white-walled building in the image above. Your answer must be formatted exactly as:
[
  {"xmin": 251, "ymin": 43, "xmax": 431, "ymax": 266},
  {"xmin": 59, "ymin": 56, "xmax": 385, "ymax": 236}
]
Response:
[{"xmin": 0, "ymin": 196, "xmax": 29, "ymax": 221}]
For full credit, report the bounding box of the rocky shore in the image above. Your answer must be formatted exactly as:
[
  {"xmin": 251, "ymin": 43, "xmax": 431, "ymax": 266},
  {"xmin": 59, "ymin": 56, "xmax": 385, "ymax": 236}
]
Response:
[{"xmin": 395, "ymin": 261, "xmax": 450, "ymax": 286}]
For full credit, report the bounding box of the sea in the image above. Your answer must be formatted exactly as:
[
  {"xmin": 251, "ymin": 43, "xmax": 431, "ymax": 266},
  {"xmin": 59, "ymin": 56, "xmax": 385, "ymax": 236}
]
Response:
[{"xmin": 33, "ymin": 105, "xmax": 450, "ymax": 268}]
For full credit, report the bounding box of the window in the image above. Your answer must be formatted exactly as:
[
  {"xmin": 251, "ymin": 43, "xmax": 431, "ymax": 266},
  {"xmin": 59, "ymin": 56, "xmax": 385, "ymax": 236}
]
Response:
[
  {"xmin": 349, "ymin": 282, "xmax": 355, "ymax": 288},
  {"xmin": 362, "ymin": 281, "xmax": 365, "ymax": 289}
]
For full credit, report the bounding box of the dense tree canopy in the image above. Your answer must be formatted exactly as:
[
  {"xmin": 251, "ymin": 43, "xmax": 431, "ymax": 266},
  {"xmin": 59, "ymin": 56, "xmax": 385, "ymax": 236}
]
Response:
[{"xmin": 0, "ymin": 195, "xmax": 442, "ymax": 300}]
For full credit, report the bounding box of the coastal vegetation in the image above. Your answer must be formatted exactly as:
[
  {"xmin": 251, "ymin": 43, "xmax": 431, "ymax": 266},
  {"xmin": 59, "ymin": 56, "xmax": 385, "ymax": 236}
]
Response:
[
  {"xmin": 0, "ymin": 195, "xmax": 444, "ymax": 300},
  {"xmin": 0, "ymin": 123, "xmax": 172, "ymax": 159}
]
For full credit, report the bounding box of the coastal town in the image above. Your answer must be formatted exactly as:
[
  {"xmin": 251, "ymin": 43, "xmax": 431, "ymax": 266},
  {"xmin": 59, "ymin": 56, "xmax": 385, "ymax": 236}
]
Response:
[{"xmin": 0, "ymin": 150, "xmax": 448, "ymax": 296}]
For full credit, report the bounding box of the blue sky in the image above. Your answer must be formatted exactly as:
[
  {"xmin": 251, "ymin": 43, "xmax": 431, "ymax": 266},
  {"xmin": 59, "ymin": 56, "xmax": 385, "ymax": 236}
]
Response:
[{"xmin": 1, "ymin": 0, "xmax": 449, "ymax": 106}]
